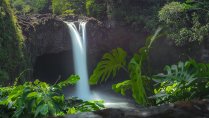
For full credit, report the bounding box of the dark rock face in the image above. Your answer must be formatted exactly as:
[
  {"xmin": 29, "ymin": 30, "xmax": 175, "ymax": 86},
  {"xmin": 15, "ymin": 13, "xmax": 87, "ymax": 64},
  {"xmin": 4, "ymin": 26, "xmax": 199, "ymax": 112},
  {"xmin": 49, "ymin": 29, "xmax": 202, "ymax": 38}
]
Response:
[
  {"xmin": 18, "ymin": 14, "xmax": 71, "ymax": 64},
  {"xmin": 64, "ymin": 99, "xmax": 209, "ymax": 118},
  {"xmin": 18, "ymin": 14, "xmax": 108, "ymax": 63},
  {"xmin": 18, "ymin": 14, "xmax": 108, "ymax": 81},
  {"xmin": 86, "ymin": 17, "xmax": 109, "ymax": 73}
]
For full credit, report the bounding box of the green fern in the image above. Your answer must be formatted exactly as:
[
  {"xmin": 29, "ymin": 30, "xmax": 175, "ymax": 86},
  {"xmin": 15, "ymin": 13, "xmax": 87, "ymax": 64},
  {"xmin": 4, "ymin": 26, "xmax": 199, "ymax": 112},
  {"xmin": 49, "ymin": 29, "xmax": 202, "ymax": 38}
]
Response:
[{"xmin": 90, "ymin": 48, "xmax": 127, "ymax": 84}]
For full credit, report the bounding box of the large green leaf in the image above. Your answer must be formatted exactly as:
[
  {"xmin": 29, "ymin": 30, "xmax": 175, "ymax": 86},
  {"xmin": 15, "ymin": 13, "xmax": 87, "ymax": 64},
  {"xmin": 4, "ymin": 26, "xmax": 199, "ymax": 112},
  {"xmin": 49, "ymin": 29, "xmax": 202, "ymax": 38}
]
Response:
[
  {"xmin": 89, "ymin": 28, "xmax": 162, "ymax": 106},
  {"xmin": 90, "ymin": 48, "xmax": 127, "ymax": 84},
  {"xmin": 128, "ymin": 55, "xmax": 148, "ymax": 105},
  {"xmin": 57, "ymin": 75, "xmax": 80, "ymax": 88},
  {"xmin": 127, "ymin": 27, "xmax": 162, "ymax": 105},
  {"xmin": 153, "ymin": 59, "xmax": 209, "ymax": 104},
  {"xmin": 112, "ymin": 80, "xmax": 131, "ymax": 96}
]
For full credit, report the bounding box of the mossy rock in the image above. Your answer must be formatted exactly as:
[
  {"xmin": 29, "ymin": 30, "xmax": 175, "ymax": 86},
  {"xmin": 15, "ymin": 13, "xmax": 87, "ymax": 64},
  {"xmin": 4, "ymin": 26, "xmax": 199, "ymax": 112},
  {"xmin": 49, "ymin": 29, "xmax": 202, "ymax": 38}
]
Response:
[{"xmin": 0, "ymin": 0, "xmax": 27, "ymax": 85}]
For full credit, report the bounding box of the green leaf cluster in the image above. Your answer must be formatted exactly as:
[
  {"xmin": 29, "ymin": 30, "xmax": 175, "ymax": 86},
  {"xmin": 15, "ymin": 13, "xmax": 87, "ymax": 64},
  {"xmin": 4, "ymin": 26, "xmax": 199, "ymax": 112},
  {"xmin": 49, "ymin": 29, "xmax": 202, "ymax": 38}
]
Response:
[
  {"xmin": 90, "ymin": 48, "xmax": 127, "ymax": 84},
  {"xmin": 0, "ymin": 75, "xmax": 79, "ymax": 117},
  {"xmin": 152, "ymin": 60, "xmax": 209, "ymax": 104},
  {"xmin": 159, "ymin": 1, "xmax": 209, "ymax": 45},
  {"xmin": 90, "ymin": 28, "xmax": 162, "ymax": 106},
  {"xmin": 10, "ymin": 0, "xmax": 48, "ymax": 14},
  {"xmin": 65, "ymin": 97, "xmax": 104, "ymax": 114},
  {"xmin": 0, "ymin": 75, "xmax": 104, "ymax": 118},
  {"xmin": 52, "ymin": 0, "xmax": 86, "ymax": 16},
  {"xmin": 86, "ymin": 0, "xmax": 106, "ymax": 20}
]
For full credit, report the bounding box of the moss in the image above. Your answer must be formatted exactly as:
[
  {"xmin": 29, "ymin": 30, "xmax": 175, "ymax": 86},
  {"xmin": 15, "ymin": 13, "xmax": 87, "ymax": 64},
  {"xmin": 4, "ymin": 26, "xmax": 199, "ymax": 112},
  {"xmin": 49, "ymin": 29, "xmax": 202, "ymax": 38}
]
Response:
[
  {"xmin": 86, "ymin": 0, "xmax": 106, "ymax": 20},
  {"xmin": 0, "ymin": 0, "xmax": 26, "ymax": 84}
]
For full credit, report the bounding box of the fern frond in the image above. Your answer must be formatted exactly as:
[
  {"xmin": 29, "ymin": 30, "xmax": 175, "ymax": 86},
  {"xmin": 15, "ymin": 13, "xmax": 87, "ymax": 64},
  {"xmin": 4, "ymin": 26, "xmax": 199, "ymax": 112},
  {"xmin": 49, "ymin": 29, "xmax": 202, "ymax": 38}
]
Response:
[{"xmin": 89, "ymin": 48, "xmax": 127, "ymax": 85}]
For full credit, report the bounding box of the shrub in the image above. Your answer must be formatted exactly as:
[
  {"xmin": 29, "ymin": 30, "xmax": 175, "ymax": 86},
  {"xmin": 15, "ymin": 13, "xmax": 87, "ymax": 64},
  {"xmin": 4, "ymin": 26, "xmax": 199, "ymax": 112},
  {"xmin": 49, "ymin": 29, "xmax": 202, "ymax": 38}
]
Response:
[
  {"xmin": 52, "ymin": 0, "xmax": 68, "ymax": 15},
  {"xmin": 52, "ymin": 0, "xmax": 86, "ymax": 15},
  {"xmin": 151, "ymin": 60, "xmax": 209, "ymax": 104},
  {"xmin": 0, "ymin": 75, "xmax": 104, "ymax": 118},
  {"xmin": 159, "ymin": 1, "xmax": 209, "ymax": 45},
  {"xmin": 86, "ymin": 0, "xmax": 106, "ymax": 20},
  {"xmin": 11, "ymin": 0, "xmax": 48, "ymax": 14}
]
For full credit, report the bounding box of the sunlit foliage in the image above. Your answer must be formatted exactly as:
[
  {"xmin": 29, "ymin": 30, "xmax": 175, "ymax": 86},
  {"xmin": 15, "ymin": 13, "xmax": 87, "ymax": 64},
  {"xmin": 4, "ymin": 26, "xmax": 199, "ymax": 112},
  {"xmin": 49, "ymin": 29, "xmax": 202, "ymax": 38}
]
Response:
[
  {"xmin": 152, "ymin": 60, "xmax": 209, "ymax": 104},
  {"xmin": 0, "ymin": 75, "xmax": 104, "ymax": 118},
  {"xmin": 159, "ymin": 1, "xmax": 209, "ymax": 45},
  {"xmin": 52, "ymin": 0, "xmax": 85, "ymax": 15},
  {"xmin": 11, "ymin": 0, "xmax": 48, "ymax": 14}
]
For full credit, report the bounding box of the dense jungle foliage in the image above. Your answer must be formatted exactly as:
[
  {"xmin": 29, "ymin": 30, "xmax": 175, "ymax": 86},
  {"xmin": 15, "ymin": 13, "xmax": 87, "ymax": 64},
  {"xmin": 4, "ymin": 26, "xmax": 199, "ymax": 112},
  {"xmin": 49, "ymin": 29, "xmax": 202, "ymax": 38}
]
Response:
[
  {"xmin": 1, "ymin": 0, "xmax": 209, "ymax": 117},
  {"xmin": 90, "ymin": 30, "xmax": 209, "ymax": 105},
  {"xmin": 0, "ymin": 0, "xmax": 26, "ymax": 85},
  {"xmin": 9, "ymin": 0, "xmax": 209, "ymax": 44},
  {"xmin": 0, "ymin": 75, "xmax": 104, "ymax": 118},
  {"xmin": 88, "ymin": 0, "xmax": 209, "ymax": 105}
]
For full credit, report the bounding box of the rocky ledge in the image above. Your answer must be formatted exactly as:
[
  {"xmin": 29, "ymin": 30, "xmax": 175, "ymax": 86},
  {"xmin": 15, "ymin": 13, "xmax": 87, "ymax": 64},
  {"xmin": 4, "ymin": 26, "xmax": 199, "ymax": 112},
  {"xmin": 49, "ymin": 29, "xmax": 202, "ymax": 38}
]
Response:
[
  {"xmin": 18, "ymin": 14, "xmax": 108, "ymax": 65},
  {"xmin": 61, "ymin": 99, "xmax": 209, "ymax": 118},
  {"xmin": 18, "ymin": 14, "xmax": 70, "ymax": 63}
]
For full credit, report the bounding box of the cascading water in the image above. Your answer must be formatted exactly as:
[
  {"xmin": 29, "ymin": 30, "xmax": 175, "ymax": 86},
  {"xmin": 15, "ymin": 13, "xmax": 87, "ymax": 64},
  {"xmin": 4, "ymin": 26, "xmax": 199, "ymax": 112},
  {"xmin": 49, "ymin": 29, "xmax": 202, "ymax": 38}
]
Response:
[{"xmin": 65, "ymin": 21, "xmax": 91, "ymax": 100}]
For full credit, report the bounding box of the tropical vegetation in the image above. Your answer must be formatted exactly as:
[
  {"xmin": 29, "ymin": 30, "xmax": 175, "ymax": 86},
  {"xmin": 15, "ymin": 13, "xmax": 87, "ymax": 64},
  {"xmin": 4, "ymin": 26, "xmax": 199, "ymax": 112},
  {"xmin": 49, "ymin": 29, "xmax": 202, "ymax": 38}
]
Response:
[
  {"xmin": 1, "ymin": 0, "xmax": 209, "ymax": 117},
  {"xmin": 152, "ymin": 60, "xmax": 209, "ymax": 104},
  {"xmin": 0, "ymin": 75, "xmax": 104, "ymax": 118},
  {"xmin": 90, "ymin": 28, "xmax": 162, "ymax": 105}
]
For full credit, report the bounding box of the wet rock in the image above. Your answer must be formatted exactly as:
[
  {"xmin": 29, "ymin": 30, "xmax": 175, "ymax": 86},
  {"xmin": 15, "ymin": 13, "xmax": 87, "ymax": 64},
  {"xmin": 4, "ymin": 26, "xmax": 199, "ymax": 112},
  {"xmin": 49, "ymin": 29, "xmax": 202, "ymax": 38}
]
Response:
[
  {"xmin": 64, "ymin": 99, "xmax": 209, "ymax": 118},
  {"xmin": 18, "ymin": 14, "xmax": 71, "ymax": 64}
]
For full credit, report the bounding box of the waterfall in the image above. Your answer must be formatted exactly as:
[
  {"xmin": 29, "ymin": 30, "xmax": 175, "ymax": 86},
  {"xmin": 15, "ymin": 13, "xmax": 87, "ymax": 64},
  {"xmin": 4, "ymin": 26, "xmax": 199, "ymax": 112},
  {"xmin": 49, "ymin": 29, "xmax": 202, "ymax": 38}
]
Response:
[{"xmin": 65, "ymin": 21, "xmax": 91, "ymax": 100}]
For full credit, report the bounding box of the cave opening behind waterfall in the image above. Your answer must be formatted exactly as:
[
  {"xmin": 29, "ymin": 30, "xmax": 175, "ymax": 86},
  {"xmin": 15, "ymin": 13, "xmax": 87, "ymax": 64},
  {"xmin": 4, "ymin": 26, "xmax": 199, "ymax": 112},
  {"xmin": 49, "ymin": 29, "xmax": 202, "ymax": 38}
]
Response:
[{"xmin": 33, "ymin": 50, "xmax": 74, "ymax": 84}]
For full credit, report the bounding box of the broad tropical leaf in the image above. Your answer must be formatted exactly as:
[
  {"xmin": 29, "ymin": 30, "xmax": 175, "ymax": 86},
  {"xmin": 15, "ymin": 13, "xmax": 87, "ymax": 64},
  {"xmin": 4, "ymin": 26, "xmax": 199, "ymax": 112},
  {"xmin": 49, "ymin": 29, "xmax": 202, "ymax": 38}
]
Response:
[
  {"xmin": 152, "ymin": 59, "xmax": 209, "ymax": 104},
  {"xmin": 128, "ymin": 54, "xmax": 148, "ymax": 105},
  {"xmin": 112, "ymin": 80, "xmax": 131, "ymax": 96},
  {"xmin": 90, "ymin": 48, "xmax": 127, "ymax": 84},
  {"xmin": 57, "ymin": 75, "xmax": 80, "ymax": 89},
  {"xmin": 127, "ymin": 27, "xmax": 162, "ymax": 105}
]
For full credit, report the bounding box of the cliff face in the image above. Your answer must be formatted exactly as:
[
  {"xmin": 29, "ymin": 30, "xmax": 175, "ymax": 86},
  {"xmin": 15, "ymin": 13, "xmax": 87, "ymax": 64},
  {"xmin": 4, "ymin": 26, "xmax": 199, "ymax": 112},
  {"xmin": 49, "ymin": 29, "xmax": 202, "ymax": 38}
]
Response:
[
  {"xmin": 18, "ymin": 14, "xmax": 71, "ymax": 64},
  {"xmin": 19, "ymin": 14, "xmax": 108, "ymax": 60},
  {"xmin": 0, "ymin": 0, "xmax": 26, "ymax": 83},
  {"xmin": 18, "ymin": 14, "xmax": 108, "ymax": 80}
]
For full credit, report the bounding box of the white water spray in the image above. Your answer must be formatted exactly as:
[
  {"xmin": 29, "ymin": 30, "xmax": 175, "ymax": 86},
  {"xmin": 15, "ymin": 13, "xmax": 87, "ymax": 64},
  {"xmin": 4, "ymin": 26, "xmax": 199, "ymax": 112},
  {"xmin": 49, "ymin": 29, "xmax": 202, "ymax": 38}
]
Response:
[{"xmin": 65, "ymin": 21, "xmax": 91, "ymax": 100}]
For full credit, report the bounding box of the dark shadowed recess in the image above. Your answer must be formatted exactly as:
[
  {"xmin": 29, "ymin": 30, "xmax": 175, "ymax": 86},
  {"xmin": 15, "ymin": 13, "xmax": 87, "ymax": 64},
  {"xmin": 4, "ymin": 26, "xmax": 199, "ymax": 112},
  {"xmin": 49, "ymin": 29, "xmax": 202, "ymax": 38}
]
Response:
[{"xmin": 33, "ymin": 50, "xmax": 74, "ymax": 84}]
